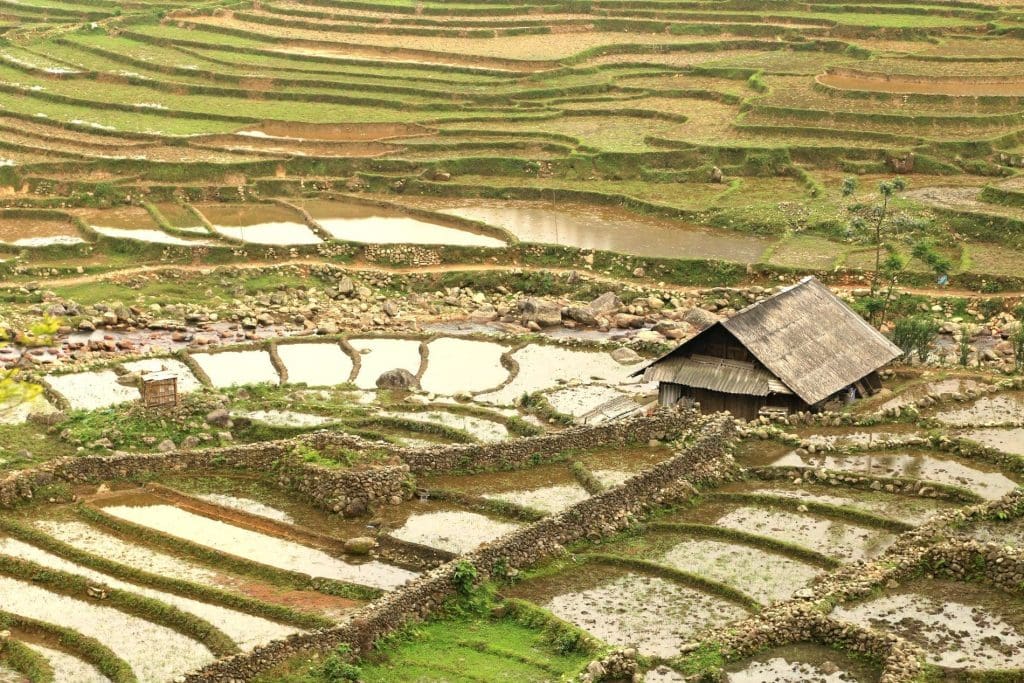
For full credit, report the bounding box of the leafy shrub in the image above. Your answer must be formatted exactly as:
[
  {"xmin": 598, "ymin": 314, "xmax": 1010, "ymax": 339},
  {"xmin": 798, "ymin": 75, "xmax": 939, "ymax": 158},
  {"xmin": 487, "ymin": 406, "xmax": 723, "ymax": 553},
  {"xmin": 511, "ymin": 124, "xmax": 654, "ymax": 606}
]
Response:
[
  {"xmin": 1011, "ymin": 323, "xmax": 1024, "ymax": 372},
  {"xmin": 452, "ymin": 560, "xmax": 478, "ymax": 596},
  {"xmin": 320, "ymin": 645, "xmax": 361, "ymax": 682},
  {"xmin": 891, "ymin": 316, "xmax": 940, "ymax": 362}
]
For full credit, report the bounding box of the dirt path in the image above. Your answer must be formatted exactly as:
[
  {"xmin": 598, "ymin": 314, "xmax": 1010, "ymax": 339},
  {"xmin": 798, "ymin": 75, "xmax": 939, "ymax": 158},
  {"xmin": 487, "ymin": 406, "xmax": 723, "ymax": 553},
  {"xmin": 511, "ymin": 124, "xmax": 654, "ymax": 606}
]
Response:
[{"xmin": 5, "ymin": 259, "xmax": 1023, "ymax": 299}]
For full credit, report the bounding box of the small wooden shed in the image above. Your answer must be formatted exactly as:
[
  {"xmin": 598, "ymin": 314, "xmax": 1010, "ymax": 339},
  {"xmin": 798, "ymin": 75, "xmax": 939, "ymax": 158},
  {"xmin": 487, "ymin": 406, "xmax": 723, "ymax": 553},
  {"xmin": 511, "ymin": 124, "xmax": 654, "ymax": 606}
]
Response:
[
  {"xmin": 140, "ymin": 370, "xmax": 179, "ymax": 408},
  {"xmin": 633, "ymin": 277, "xmax": 901, "ymax": 420}
]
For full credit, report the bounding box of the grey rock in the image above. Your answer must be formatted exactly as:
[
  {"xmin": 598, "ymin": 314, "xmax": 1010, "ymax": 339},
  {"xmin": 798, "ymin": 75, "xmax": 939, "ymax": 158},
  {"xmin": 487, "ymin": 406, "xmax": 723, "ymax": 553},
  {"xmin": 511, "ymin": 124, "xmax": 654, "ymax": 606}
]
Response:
[
  {"xmin": 376, "ymin": 368, "xmax": 419, "ymax": 390},
  {"xmin": 610, "ymin": 347, "xmax": 642, "ymax": 364}
]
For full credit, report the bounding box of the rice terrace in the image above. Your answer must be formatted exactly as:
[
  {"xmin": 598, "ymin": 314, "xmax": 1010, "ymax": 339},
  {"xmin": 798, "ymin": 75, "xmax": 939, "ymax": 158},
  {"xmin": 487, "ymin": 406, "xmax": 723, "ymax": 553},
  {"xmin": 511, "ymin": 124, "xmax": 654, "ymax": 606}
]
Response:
[{"xmin": 3, "ymin": 0, "xmax": 1024, "ymax": 680}]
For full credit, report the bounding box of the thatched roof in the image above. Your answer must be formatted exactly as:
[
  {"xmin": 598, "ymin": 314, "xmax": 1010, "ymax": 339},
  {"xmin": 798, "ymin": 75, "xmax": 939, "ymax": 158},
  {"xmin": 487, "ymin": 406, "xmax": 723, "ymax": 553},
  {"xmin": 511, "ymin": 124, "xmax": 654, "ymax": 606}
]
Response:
[{"xmin": 635, "ymin": 277, "xmax": 901, "ymax": 405}]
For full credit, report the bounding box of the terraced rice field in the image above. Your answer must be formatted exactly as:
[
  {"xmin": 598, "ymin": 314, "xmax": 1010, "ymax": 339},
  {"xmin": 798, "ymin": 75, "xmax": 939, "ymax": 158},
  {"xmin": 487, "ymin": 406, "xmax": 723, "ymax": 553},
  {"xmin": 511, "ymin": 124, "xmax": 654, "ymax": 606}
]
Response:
[
  {"xmin": 3, "ymin": 366, "xmax": 1024, "ymax": 681},
  {"xmin": 0, "ymin": 0, "xmax": 1021, "ymax": 280},
  {"xmin": 2, "ymin": 0, "xmax": 1024, "ymax": 680}
]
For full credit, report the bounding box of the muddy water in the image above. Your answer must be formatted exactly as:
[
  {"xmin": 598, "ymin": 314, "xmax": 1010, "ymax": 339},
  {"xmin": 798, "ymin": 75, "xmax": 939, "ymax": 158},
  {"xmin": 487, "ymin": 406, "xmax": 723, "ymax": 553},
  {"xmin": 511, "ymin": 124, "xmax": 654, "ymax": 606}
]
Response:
[
  {"xmin": 389, "ymin": 510, "xmax": 519, "ymax": 554},
  {"xmin": 935, "ymin": 393, "xmax": 1024, "ymax": 426},
  {"xmin": 101, "ymin": 502, "xmax": 417, "ymax": 590},
  {"xmin": 426, "ymin": 201, "xmax": 771, "ymax": 261},
  {"xmin": 277, "ymin": 342, "xmax": 354, "ymax": 387},
  {"xmin": 513, "ymin": 568, "xmax": 748, "ymax": 658},
  {"xmin": 73, "ymin": 206, "xmax": 159, "ymax": 230},
  {"xmin": 295, "ymin": 199, "xmax": 506, "ymax": 247},
  {"xmin": 769, "ymin": 450, "xmax": 1019, "ymax": 501},
  {"xmin": 151, "ymin": 202, "xmax": 205, "ymax": 230},
  {"xmin": 545, "ymin": 384, "xmax": 629, "ymax": 418},
  {"xmin": 723, "ymin": 643, "xmax": 880, "ymax": 682},
  {"xmin": 578, "ymin": 445, "xmax": 677, "ymax": 476},
  {"xmin": 743, "ymin": 486, "xmax": 955, "ymax": 526},
  {"xmin": 679, "ymin": 502, "xmax": 895, "ymax": 563},
  {"xmin": 0, "ymin": 216, "xmax": 79, "ymax": 243},
  {"xmin": 155, "ymin": 475, "xmax": 439, "ymax": 539},
  {"xmin": 419, "ymin": 337, "xmax": 508, "ymax": 395},
  {"xmin": 964, "ymin": 517, "xmax": 1024, "ymax": 548},
  {"xmin": 422, "ymin": 462, "xmax": 577, "ymax": 498},
  {"xmin": 194, "ymin": 203, "xmax": 322, "ymax": 245},
  {"xmin": 819, "ymin": 72, "xmax": 1024, "ymax": 97},
  {"xmin": 832, "ymin": 579, "xmax": 1024, "ymax": 670},
  {"xmin": 661, "ymin": 538, "xmax": 820, "ymax": 604},
  {"xmin": 191, "ymin": 350, "xmax": 281, "ymax": 388},
  {"xmin": 964, "ymin": 427, "xmax": 1024, "ymax": 456}
]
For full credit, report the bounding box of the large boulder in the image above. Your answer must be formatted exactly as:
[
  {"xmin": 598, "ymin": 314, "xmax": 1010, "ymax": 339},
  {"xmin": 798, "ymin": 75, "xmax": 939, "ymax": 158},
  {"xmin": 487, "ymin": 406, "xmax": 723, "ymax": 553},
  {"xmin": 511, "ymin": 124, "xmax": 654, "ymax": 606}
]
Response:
[
  {"xmin": 683, "ymin": 307, "xmax": 719, "ymax": 330},
  {"xmin": 587, "ymin": 292, "xmax": 622, "ymax": 315},
  {"xmin": 376, "ymin": 368, "xmax": 419, "ymax": 390},
  {"xmin": 518, "ymin": 298, "xmax": 562, "ymax": 327},
  {"xmin": 613, "ymin": 313, "xmax": 645, "ymax": 329},
  {"xmin": 610, "ymin": 347, "xmax": 642, "ymax": 365},
  {"xmin": 564, "ymin": 306, "xmax": 598, "ymax": 326}
]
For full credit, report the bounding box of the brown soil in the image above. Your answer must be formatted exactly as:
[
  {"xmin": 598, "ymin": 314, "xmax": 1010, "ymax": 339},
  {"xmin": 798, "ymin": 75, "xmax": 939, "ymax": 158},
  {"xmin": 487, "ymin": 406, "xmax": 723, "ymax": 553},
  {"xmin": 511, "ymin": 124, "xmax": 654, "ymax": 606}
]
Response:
[
  {"xmin": 0, "ymin": 217, "xmax": 78, "ymax": 242},
  {"xmin": 191, "ymin": 135, "xmax": 402, "ymax": 157},
  {"xmin": 249, "ymin": 121, "xmax": 431, "ymax": 142},
  {"xmin": 231, "ymin": 579, "xmax": 361, "ymax": 617},
  {"xmin": 819, "ymin": 71, "xmax": 1024, "ymax": 97}
]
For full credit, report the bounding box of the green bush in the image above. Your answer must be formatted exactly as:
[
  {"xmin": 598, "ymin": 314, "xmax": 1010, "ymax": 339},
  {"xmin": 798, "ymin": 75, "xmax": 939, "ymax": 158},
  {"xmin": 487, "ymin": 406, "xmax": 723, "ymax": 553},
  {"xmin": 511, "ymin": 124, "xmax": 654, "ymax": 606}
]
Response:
[
  {"xmin": 319, "ymin": 645, "xmax": 361, "ymax": 683},
  {"xmin": 891, "ymin": 316, "xmax": 940, "ymax": 363},
  {"xmin": 452, "ymin": 560, "xmax": 479, "ymax": 596}
]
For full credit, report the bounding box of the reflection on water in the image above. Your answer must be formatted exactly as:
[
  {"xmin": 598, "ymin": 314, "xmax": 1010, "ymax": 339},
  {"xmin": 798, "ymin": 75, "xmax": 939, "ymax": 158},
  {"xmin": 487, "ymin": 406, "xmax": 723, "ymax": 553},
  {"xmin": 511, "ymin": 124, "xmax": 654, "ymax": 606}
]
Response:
[
  {"xmin": 297, "ymin": 199, "xmax": 506, "ymax": 247},
  {"xmin": 435, "ymin": 203, "xmax": 770, "ymax": 261}
]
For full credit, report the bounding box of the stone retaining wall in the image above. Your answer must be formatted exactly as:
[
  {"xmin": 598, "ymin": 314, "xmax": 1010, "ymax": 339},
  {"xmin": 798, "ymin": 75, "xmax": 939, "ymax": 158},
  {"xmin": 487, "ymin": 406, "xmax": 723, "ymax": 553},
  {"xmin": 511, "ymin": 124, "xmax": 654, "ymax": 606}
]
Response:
[
  {"xmin": 373, "ymin": 410, "xmax": 698, "ymax": 473},
  {"xmin": 181, "ymin": 412, "xmax": 736, "ymax": 681},
  {"xmin": 1, "ymin": 410, "xmax": 700, "ymax": 515},
  {"xmin": 0, "ymin": 432, "xmax": 410, "ymax": 516}
]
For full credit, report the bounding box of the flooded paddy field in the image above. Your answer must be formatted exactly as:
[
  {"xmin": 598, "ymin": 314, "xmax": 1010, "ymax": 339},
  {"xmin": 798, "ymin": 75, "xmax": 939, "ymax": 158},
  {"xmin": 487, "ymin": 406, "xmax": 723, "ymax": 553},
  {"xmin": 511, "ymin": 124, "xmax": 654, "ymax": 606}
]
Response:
[
  {"xmin": 833, "ymin": 579, "xmax": 1024, "ymax": 671},
  {"xmin": 509, "ymin": 564, "xmax": 750, "ymax": 659},
  {"xmin": 5, "ymin": 363, "xmax": 1024, "ymax": 682},
  {"xmin": 720, "ymin": 643, "xmax": 881, "ymax": 682},
  {"xmin": 294, "ymin": 199, "xmax": 507, "ymax": 247},
  {"xmin": 767, "ymin": 448, "xmax": 1020, "ymax": 501},
  {"xmin": 935, "ymin": 392, "xmax": 1024, "ymax": 427},
  {"xmin": 3, "ymin": 0, "xmax": 1024, "ymax": 679},
  {"xmin": 963, "ymin": 428, "xmax": 1024, "ymax": 456},
  {"xmin": 0, "ymin": 215, "xmax": 82, "ymax": 246},
  {"xmin": 676, "ymin": 501, "xmax": 897, "ymax": 563},
  {"xmin": 192, "ymin": 203, "xmax": 323, "ymax": 245},
  {"xmin": 412, "ymin": 199, "xmax": 773, "ymax": 262}
]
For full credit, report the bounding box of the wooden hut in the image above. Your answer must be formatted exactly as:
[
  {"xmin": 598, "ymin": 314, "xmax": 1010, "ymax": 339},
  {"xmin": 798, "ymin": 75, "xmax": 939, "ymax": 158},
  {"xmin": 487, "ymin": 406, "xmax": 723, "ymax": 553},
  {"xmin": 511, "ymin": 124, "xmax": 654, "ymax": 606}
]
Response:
[
  {"xmin": 140, "ymin": 370, "xmax": 179, "ymax": 409},
  {"xmin": 633, "ymin": 277, "xmax": 901, "ymax": 420}
]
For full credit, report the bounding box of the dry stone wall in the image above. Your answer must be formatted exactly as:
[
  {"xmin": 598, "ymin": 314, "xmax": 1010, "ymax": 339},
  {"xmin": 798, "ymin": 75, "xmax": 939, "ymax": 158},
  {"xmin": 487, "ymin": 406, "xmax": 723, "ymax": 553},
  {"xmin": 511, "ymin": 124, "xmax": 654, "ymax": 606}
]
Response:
[
  {"xmin": 0, "ymin": 411, "xmax": 700, "ymax": 514},
  {"xmin": 0, "ymin": 432, "xmax": 411, "ymax": 515},
  {"xmin": 382, "ymin": 411, "xmax": 697, "ymax": 473},
  {"xmin": 181, "ymin": 412, "xmax": 736, "ymax": 682}
]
